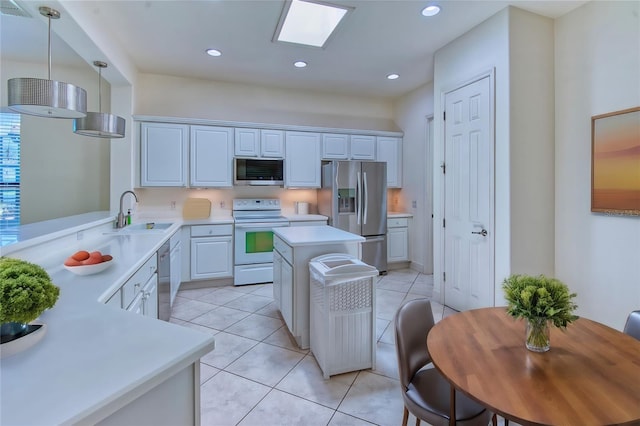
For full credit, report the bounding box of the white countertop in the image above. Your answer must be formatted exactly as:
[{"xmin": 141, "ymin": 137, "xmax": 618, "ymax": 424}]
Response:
[
  {"xmin": 0, "ymin": 215, "xmax": 216, "ymax": 425},
  {"xmin": 274, "ymin": 225, "xmax": 365, "ymax": 246},
  {"xmin": 284, "ymin": 214, "xmax": 328, "ymax": 222},
  {"xmin": 388, "ymin": 212, "xmax": 413, "ymax": 218}
]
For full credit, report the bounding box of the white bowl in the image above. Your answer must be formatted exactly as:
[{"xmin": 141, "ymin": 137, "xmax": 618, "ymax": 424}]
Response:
[{"xmin": 64, "ymin": 259, "xmax": 114, "ymax": 276}]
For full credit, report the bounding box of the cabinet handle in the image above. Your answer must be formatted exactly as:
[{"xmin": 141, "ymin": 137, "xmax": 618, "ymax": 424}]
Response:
[{"xmin": 134, "ymin": 283, "xmax": 141, "ymax": 292}]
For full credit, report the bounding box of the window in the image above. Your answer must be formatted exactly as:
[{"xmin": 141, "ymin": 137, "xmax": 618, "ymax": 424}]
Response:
[{"xmin": 0, "ymin": 113, "xmax": 20, "ymax": 227}]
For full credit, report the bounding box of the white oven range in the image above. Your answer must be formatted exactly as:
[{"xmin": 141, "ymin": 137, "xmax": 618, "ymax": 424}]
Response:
[{"xmin": 233, "ymin": 198, "xmax": 289, "ymax": 286}]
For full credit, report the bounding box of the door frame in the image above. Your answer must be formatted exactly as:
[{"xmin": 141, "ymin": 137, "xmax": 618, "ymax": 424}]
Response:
[
  {"xmin": 437, "ymin": 69, "xmax": 496, "ymax": 308},
  {"xmin": 424, "ymin": 115, "xmax": 434, "ymax": 274}
]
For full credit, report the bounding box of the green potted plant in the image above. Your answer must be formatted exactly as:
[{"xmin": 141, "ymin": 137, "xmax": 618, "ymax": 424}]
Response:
[
  {"xmin": 502, "ymin": 274, "xmax": 578, "ymax": 352},
  {"xmin": 0, "ymin": 257, "xmax": 60, "ymax": 353}
]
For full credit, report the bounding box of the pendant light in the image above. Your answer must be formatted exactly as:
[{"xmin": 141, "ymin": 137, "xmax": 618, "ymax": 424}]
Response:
[
  {"xmin": 73, "ymin": 61, "xmax": 126, "ymax": 138},
  {"xmin": 7, "ymin": 6, "xmax": 87, "ymax": 118}
]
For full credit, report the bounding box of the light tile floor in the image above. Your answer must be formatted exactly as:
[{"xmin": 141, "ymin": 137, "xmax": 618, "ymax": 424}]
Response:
[{"xmin": 170, "ymin": 269, "xmax": 495, "ymax": 426}]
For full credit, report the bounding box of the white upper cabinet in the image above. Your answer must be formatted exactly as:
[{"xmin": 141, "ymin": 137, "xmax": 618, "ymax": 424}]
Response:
[
  {"xmin": 140, "ymin": 122, "xmax": 188, "ymax": 187},
  {"xmin": 260, "ymin": 129, "xmax": 285, "ymax": 158},
  {"xmin": 285, "ymin": 131, "xmax": 321, "ymax": 188},
  {"xmin": 350, "ymin": 135, "xmax": 376, "ymax": 160},
  {"xmin": 234, "ymin": 128, "xmax": 260, "ymax": 157},
  {"xmin": 234, "ymin": 128, "xmax": 284, "ymax": 158},
  {"xmin": 377, "ymin": 136, "xmax": 403, "ymax": 188},
  {"xmin": 321, "ymin": 133, "xmax": 349, "ymax": 160},
  {"xmin": 190, "ymin": 126, "xmax": 234, "ymax": 187}
]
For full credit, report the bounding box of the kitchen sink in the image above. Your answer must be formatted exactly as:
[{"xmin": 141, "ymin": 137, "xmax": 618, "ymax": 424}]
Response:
[{"xmin": 104, "ymin": 222, "xmax": 174, "ymax": 235}]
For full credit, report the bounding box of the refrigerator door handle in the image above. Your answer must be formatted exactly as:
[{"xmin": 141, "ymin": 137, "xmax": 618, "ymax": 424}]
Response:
[
  {"xmin": 363, "ymin": 171, "xmax": 368, "ymax": 224},
  {"xmin": 356, "ymin": 171, "xmax": 362, "ymax": 225}
]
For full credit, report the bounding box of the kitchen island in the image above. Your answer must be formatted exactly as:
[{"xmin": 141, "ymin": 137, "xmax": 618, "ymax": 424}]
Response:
[
  {"xmin": 0, "ymin": 212, "xmax": 216, "ymax": 425},
  {"xmin": 272, "ymin": 226, "xmax": 366, "ymax": 349}
]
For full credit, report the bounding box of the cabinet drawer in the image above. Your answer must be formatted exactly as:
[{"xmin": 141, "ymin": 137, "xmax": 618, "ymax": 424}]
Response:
[
  {"xmin": 122, "ymin": 254, "xmax": 157, "ymax": 309},
  {"xmin": 273, "ymin": 237, "xmax": 293, "ymax": 265},
  {"xmin": 388, "ymin": 218, "xmax": 408, "ymax": 228},
  {"xmin": 190, "ymin": 224, "xmax": 233, "ymax": 237}
]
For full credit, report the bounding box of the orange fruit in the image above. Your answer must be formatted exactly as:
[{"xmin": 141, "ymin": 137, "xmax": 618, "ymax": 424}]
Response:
[
  {"xmin": 64, "ymin": 257, "xmax": 83, "ymax": 267},
  {"xmin": 102, "ymin": 254, "xmax": 113, "ymax": 262},
  {"xmin": 72, "ymin": 250, "xmax": 90, "ymax": 261}
]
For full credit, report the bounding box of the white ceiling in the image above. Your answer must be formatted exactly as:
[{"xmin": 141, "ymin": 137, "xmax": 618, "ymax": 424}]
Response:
[{"xmin": 1, "ymin": 0, "xmax": 586, "ymax": 99}]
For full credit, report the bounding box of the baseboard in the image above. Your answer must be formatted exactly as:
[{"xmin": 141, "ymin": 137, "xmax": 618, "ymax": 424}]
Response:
[{"xmin": 179, "ymin": 278, "xmax": 234, "ymax": 290}]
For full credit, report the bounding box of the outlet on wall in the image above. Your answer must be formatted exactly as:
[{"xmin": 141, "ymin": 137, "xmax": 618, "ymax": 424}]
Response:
[
  {"xmin": 170, "ymin": 201, "xmax": 176, "ymax": 210},
  {"xmin": 220, "ymin": 201, "xmax": 226, "ymax": 209},
  {"xmin": 412, "ymin": 200, "xmax": 417, "ymax": 208}
]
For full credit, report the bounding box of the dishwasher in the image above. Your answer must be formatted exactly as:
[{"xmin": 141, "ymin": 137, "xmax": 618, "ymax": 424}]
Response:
[
  {"xmin": 157, "ymin": 232, "xmax": 182, "ymax": 321},
  {"xmin": 157, "ymin": 239, "xmax": 171, "ymax": 321}
]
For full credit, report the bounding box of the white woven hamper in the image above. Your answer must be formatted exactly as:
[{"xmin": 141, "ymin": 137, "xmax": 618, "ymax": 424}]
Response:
[{"xmin": 309, "ymin": 254, "xmax": 378, "ymax": 379}]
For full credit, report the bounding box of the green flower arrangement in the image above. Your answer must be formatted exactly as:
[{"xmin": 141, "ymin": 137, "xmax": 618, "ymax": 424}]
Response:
[
  {"xmin": 0, "ymin": 257, "xmax": 60, "ymax": 325},
  {"xmin": 503, "ymin": 274, "xmax": 578, "ymax": 351}
]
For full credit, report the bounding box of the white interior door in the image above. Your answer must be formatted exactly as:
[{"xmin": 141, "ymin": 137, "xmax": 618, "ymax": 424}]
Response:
[{"xmin": 443, "ymin": 75, "xmax": 494, "ymax": 311}]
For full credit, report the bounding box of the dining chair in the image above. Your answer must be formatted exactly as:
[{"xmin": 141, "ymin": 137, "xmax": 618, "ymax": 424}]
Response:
[
  {"xmin": 394, "ymin": 298, "xmax": 494, "ymax": 426},
  {"xmin": 623, "ymin": 310, "xmax": 640, "ymax": 341}
]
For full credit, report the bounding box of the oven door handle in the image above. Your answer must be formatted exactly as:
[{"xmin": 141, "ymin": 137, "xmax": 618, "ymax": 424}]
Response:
[{"xmin": 235, "ymin": 223, "xmax": 290, "ymax": 229}]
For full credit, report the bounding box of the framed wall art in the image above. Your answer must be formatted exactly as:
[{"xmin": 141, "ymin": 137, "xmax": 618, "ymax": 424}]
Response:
[{"xmin": 591, "ymin": 106, "xmax": 640, "ymax": 216}]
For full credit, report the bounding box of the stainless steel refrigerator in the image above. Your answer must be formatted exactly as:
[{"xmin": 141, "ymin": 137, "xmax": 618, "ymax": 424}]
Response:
[{"xmin": 318, "ymin": 161, "xmax": 387, "ymax": 273}]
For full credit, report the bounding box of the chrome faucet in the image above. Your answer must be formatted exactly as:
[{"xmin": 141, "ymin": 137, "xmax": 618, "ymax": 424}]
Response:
[{"xmin": 117, "ymin": 190, "xmax": 138, "ymax": 229}]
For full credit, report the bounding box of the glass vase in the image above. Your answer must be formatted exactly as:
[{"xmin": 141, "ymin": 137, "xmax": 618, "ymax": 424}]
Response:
[{"xmin": 525, "ymin": 317, "xmax": 550, "ymax": 352}]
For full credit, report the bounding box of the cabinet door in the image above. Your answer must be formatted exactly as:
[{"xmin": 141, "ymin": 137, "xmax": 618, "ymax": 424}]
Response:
[
  {"xmin": 321, "ymin": 133, "xmax": 349, "ymax": 159},
  {"xmin": 234, "ymin": 128, "xmax": 260, "ymax": 157},
  {"xmin": 141, "ymin": 123, "xmax": 188, "ymax": 187},
  {"xmin": 190, "ymin": 126, "xmax": 233, "ymax": 187},
  {"xmin": 350, "ymin": 135, "xmax": 376, "ymax": 160},
  {"xmin": 281, "ymin": 259, "xmax": 294, "ymax": 331},
  {"xmin": 190, "ymin": 236, "xmax": 233, "ymax": 279},
  {"xmin": 260, "ymin": 130, "xmax": 285, "ymax": 158},
  {"xmin": 142, "ymin": 273, "xmax": 158, "ymax": 319},
  {"xmin": 377, "ymin": 136, "xmax": 403, "ymax": 188},
  {"xmin": 387, "ymin": 226, "xmax": 409, "ymax": 262},
  {"xmin": 285, "ymin": 131, "xmax": 321, "ymax": 188}
]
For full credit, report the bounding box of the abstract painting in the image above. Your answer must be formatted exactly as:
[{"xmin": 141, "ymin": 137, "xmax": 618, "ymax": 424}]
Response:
[{"xmin": 591, "ymin": 107, "xmax": 640, "ymax": 216}]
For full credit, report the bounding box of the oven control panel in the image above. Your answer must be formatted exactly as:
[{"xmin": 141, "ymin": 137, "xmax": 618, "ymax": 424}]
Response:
[{"xmin": 233, "ymin": 198, "xmax": 280, "ymax": 211}]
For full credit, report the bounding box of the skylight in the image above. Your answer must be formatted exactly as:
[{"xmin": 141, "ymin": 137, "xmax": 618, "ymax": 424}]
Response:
[{"xmin": 275, "ymin": 0, "xmax": 352, "ymax": 48}]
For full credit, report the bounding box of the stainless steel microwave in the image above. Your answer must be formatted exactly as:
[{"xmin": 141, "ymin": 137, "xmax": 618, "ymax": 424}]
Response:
[{"xmin": 234, "ymin": 158, "xmax": 284, "ymax": 186}]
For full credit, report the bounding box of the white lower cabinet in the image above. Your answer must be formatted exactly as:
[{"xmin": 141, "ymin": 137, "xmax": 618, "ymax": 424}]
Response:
[
  {"xmin": 272, "ymin": 234, "xmax": 360, "ymax": 349},
  {"xmin": 387, "ymin": 218, "xmax": 409, "ymax": 263},
  {"xmin": 108, "ymin": 253, "xmax": 159, "ymax": 319},
  {"xmin": 190, "ymin": 225, "xmax": 233, "ymax": 280}
]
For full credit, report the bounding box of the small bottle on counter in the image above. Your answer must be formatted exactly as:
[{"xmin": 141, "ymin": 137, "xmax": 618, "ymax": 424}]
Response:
[{"xmin": 126, "ymin": 209, "xmax": 132, "ymax": 225}]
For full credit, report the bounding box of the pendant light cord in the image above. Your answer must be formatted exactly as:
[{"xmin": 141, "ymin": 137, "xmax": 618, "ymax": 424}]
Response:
[
  {"xmin": 98, "ymin": 66, "xmax": 102, "ymax": 114},
  {"xmin": 47, "ymin": 14, "xmax": 52, "ymax": 80}
]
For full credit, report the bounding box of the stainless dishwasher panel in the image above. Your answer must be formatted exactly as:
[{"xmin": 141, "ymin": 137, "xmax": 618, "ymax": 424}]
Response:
[{"xmin": 157, "ymin": 239, "xmax": 171, "ymax": 321}]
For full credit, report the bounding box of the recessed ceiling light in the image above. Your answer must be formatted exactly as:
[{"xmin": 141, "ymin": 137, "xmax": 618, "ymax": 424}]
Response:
[
  {"xmin": 387, "ymin": 74, "xmax": 399, "ymax": 80},
  {"xmin": 294, "ymin": 61, "xmax": 307, "ymax": 68},
  {"xmin": 421, "ymin": 5, "xmax": 441, "ymax": 16},
  {"xmin": 275, "ymin": 0, "xmax": 353, "ymax": 48},
  {"xmin": 206, "ymin": 49, "xmax": 222, "ymax": 57}
]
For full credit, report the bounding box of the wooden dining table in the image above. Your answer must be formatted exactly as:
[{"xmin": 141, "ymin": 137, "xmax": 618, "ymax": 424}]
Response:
[{"xmin": 426, "ymin": 307, "xmax": 640, "ymax": 426}]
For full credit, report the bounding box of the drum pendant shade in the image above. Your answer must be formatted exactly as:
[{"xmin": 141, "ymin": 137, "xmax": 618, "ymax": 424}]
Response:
[
  {"xmin": 73, "ymin": 61, "xmax": 126, "ymax": 138},
  {"xmin": 7, "ymin": 7, "xmax": 87, "ymax": 119}
]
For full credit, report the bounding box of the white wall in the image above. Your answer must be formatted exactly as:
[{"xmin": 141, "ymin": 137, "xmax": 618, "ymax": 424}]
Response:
[
  {"xmin": 554, "ymin": 1, "xmax": 640, "ymax": 329},
  {"xmin": 394, "ymin": 82, "xmax": 435, "ymax": 273},
  {"xmin": 1, "ymin": 60, "xmax": 111, "ymax": 224},
  {"xmin": 432, "ymin": 8, "xmax": 510, "ymax": 303},
  {"xmin": 432, "ymin": 7, "xmax": 556, "ymax": 304},
  {"xmin": 135, "ymin": 73, "xmax": 397, "ymax": 132}
]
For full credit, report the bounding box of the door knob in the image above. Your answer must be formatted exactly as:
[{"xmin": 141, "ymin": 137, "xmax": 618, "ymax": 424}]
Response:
[{"xmin": 472, "ymin": 229, "xmax": 488, "ymax": 236}]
